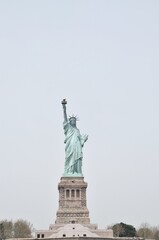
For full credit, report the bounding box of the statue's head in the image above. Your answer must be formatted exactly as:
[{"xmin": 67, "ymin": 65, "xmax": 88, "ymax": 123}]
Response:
[{"xmin": 69, "ymin": 115, "xmax": 78, "ymax": 127}]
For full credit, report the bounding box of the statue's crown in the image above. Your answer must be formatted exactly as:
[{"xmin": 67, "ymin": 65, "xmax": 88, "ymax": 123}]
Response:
[{"xmin": 69, "ymin": 114, "xmax": 79, "ymax": 121}]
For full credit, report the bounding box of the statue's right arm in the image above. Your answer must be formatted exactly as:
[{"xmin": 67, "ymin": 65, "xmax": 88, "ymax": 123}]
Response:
[{"xmin": 63, "ymin": 104, "xmax": 68, "ymax": 122}]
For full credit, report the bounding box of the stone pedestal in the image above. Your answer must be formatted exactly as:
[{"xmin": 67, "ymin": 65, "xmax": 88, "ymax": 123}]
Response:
[
  {"xmin": 55, "ymin": 177, "xmax": 90, "ymax": 224},
  {"xmin": 35, "ymin": 176, "xmax": 114, "ymax": 239}
]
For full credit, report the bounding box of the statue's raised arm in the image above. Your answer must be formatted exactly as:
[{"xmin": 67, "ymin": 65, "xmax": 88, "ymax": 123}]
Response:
[
  {"xmin": 61, "ymin": 99, "xmax": 88, "ymax": 177},
  {"xmin": 61, "ymin": 99, "xmax": 67, "ymax": 122}
]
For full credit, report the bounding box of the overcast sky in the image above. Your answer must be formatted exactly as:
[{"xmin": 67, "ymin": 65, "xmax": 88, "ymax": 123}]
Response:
[{"xmin": 0, "ymin": 0, "xmax": 159, "ymax": 231}]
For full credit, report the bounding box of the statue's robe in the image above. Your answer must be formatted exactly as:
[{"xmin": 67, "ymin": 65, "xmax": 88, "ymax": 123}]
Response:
[{"xmin": 63, "ymin": 120, "xmax": 83, "ymax": 175}]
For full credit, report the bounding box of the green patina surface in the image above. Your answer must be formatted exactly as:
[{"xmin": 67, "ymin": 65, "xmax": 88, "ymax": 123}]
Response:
[{"xmin": 61, "ymin": 99, "xmax": 88, "ymax": 177}]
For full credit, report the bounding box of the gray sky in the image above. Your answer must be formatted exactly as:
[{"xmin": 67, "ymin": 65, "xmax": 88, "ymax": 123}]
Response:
[{"xmin": 0, "ymin": 0, "xmax": 159, "ymax": 230}]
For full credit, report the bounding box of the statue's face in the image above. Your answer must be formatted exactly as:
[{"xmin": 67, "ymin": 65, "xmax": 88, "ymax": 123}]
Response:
[{"xmin": 69, "ymin": 118, "xmax": 76, "ymax": 127}]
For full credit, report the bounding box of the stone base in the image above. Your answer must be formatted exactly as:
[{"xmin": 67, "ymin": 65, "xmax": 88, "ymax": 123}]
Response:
[
  {"xmin": 35, "ymin": 176, "xmax": 114, "ymax": 239},
  {"xmin": 55, "ymin": 177, "xmax": 90, "ymax": 224},
  {"xmin": 49, "ymin": 223, "xmax": 98, "ymax": 231},
  {"xmin": 35, "ymin": 223, "xmax": 113, "ymax": 239}
]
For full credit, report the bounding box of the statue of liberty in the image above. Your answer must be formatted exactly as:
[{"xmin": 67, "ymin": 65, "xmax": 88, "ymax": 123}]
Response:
[{"xmin": 61, "ymin": 99, "xmax": 88, "ymax": 176}]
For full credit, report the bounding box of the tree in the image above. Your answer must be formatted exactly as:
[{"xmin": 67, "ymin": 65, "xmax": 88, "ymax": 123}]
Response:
[
  {"xmin": 110, "ymin": 223, "xmax": 124, "ymax": 237},
  {"xmin": 0, "ymin": 220, "xmax": 13, "ymax": 239},
  {"xmin": 110, "ymin": 222, "xmax": 136, "ymax": 237},
  {"xmin": 152, "ymin": 226, "xmax": 159, "ymax": 240},
  {"xmin": 137, "ymin": 223, "xmax": 159, "ymax": 240},
  {"xmin": 14, "ymin": 219, "xmax": 32, "ymax": 238},
  {"xmin": 0, "ymin": 219, "xmax": 33, "ymax": 239}
]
